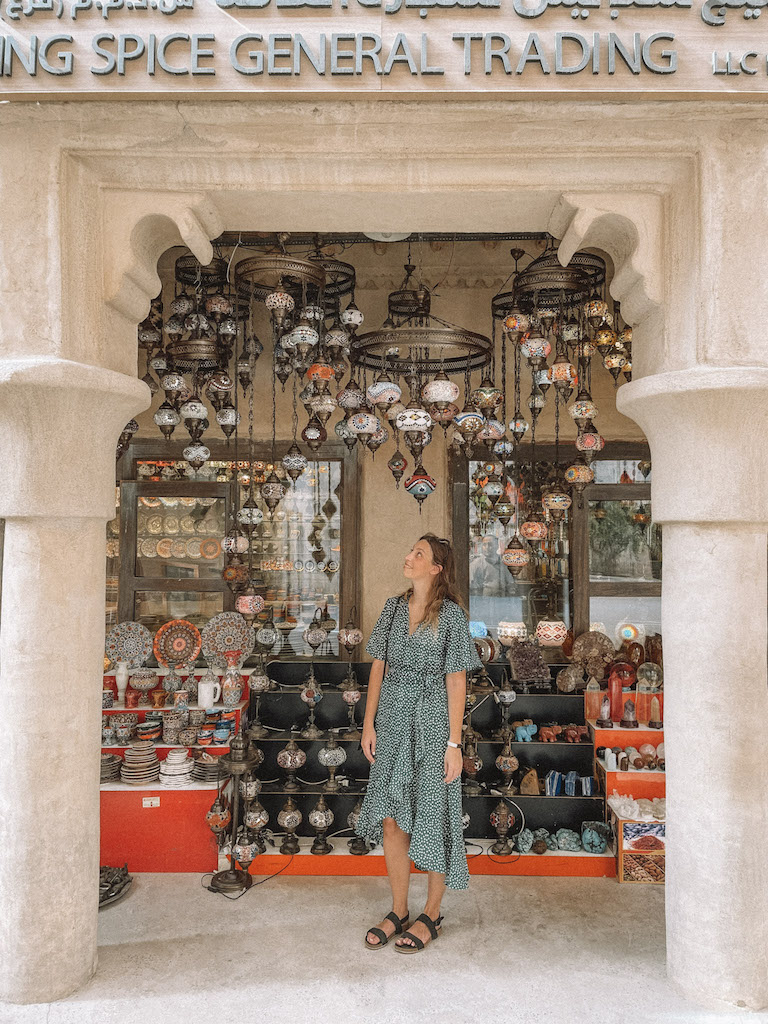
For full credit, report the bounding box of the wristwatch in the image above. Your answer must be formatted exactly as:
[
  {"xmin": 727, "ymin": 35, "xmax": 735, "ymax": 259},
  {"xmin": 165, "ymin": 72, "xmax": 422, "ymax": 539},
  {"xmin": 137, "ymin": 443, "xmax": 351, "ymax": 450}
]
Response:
[{"xmin": 447, "ymin": 740, "xmax": 461, "ymax": 749}]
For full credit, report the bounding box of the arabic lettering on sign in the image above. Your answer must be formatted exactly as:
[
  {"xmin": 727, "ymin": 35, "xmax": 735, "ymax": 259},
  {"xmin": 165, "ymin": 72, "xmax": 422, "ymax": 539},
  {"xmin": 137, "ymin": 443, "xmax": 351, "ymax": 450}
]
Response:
[{"xmin": 0, "ymin": 0, "xmax": 766, "ymax": 26}]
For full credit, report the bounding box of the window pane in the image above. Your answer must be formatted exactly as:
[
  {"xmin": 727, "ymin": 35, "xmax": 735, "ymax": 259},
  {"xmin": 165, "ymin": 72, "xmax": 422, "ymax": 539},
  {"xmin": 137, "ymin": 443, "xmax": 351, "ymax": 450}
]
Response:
[
  {"xmin": 135, "ymin": 496, "xmax": 225, "ymax": 578},
  {"xmin": 589, "ymin": 500, "xmax": 661, "ymax": 582},
  {"xmin": 134, "ymin": 590, "xmax": 224, "ymax": 632},
  {"xmin": 590, "ymin": 595, "xmax": 661, "ymax": 645},
  {"xmin": 591, "ymin": 459, "xmax": 652, "ymax": 484}
]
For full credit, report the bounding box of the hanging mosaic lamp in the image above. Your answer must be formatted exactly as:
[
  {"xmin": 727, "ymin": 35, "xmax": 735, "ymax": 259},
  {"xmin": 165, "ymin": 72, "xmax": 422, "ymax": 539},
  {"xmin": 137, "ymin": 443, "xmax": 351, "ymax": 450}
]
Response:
[
  {"xmin": 387, "ymin": 449, "xmax": 408, "ymax": 488},
  {"xmin": 237, "ymin": 495, "xmax": 263, "ymax": 532},
  {"xmin": 527, "ymin": 385, "xmax": 546, "ymax": 419},
  {"xmin": 576, "ymin": 420, "xmax": 606, "ymax": 462},
  {"xmin": 395, "ymin": 401, "xmax": 432, "ymax": 435},
  {"xmin": 471, "ymin": 374, "xmax": 504, "ymax": 415},
  {"xmin": 584, "ymin": 294, "xmax": 609, "ymax": 329},
  {"xmin": 334, "ymin": 416, "xmax": 358, "ymax": 452},
  {"xmin": 366, "ymin": 372, "xmax": 402, "ymax": 409},
  {"xmin": 521, "ymin": 329, "xmax": 552, "ymax": 364},
  {"xmin": 428, "ymin": 402, "xmax": 459, "ymax": 430},
  {"xmin": 153, "ymin": 401, "xmax": 181, "ymax": 439},
  {"xmin": 340, "ymin": 299, "xmax": 364, "ymax": 332},
  {"xmin": 534, "ymin": 367, "xmax": 551, "ymax": 397},
  {"xmin": 561, "ymin": 317, "xmax": 581, "ymax": 344},
  {"xmin": 454, "ymin": 403, "xmax": 484, "ymax": 439},
  {"xmin": 493, "ymin": 499, "xmax": 515, "ymax": 527},
  {"xmin": 260, "ymin": 471, "xmax": 286, "ymax": 516},
  {"xmin": 483, "ymin": 471, "xmax": 505, "ymax": 507},
  {"xmin": 404, "ymin": 466, "xmax": 437, "ymax": 509},
  {"xmin": 282, "ymin": 443, "xmax": 308, "ymax": 484},
  {"xmin": 501, "ymin": 534, "xmax": 530, "ymax": 577},
  {"xmin": 216, "ymin": 404, "xmax": 240, "ymax": 438},
  {"xmin": 222, "ymin": 556, "xmax": 249, "ymax": 592},
  {"xmin": 604, "ymin": 348, "xmax": 629, "ymax": 383},
  {"xmin": 595, "ymin": 325, "xmax": 618, "ymax": 356},
  {"xmin": 422, "ymin": 371, "xmax": 460, "ymax": 411},
  {"xmin": 265, "ymin": 287, "xmax": 295, "ymax": 328},
  {"xmin": 548, "ymin": 351, "xmax": 578, "ymax": 394},
  {"xmin": 301, "ymin": 416, "xmax": 327, "ymax": 452},
  {"xmin": 569, "ymin": 389, "xmax": 598, "ymax": 426},
  {"xmin": 502, "ymin": 307, "xmax": 531, "ymax": 340},
  {"xmin": 307, "ymin": 390, "xmax": 337, "ymax": 426},
  {"xmin": 324, "ymin": 323, "xmax": 349, "ymax": 353},
  {"xmin": 367, "ymin": 423, "xmax": 389, "ymax": 455},
  {"xmin": 476, "ymin": 418, "xmax": 505, "ymax": 445},
  {"xmin": 542, "ymin": 481, "xmax": 573, "ymax": 520},
  {"xmin": 223, "ymin": 527, "xmax": 249, "ymax": 556},
  {"xmin": 182, "ymin": 443, "xmax": 210, "ymax": 470},
  {"xmin": 509, "ymin": 411, "xmax": 530, "ymax": 443},
  {"xmin": 256, "ymin": 618, "xmax": 280, "ymax": 655},
  {"xmin": 235, "ymin": 586, "xmax": 265, "ymax": 625},
  {"xmin": 307, "ymin": 355, "xmax": 334, "ymax": 386},
  {"xmin": 339, "ymin": 617, "xmax": 364, "ymax": 655},
  {"xmin": 520, "ymin": 508, "xmax": 549, "ymax": 542},
  {"xmin": 493, "ymin": 438, "xmax": 515, "ymax": 460},
  {"xmin": 565, "ymin": 459, "xmax": 595, "ymax": 495},
  {"xmin": 347, "ymin": 410, "xmax": 380, "ymax": 445}
]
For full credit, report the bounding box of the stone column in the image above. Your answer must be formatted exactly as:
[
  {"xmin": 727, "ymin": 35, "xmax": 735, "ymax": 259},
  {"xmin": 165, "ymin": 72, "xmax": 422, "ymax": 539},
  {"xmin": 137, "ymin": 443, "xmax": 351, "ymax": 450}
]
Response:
[
  {"xmin": 619, "ymin": 366, "xmax": 768, "ymax": 1011},
  {"xmin": 0, "ymin": 359, "xmax": 149, "ymax": 1004}
]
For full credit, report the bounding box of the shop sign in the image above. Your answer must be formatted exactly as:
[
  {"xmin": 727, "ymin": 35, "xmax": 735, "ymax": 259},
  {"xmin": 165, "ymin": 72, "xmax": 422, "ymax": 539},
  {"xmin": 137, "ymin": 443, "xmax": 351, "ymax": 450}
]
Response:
[{"xmin": 1, "ymin": 0, "xmax": 767, "ymax": 94}]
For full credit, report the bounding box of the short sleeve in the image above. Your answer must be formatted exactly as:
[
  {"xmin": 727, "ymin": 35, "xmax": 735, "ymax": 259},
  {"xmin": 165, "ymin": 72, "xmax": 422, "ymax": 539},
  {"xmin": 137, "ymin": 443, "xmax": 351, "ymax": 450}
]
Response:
[
  {"xmin": 365, "ymin": 597, "xmax": 398, "ymax": 661},
  {"xmin": 443, "ymin": 602, "xmax": 483, "ymax": 675}
]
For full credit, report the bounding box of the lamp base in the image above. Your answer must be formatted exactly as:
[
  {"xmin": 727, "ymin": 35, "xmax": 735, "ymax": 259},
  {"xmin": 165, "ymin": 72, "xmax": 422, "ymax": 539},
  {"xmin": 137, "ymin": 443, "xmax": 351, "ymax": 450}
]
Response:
[{"xmin": 209, "ymin": 868, "xmax": 253, "ymax": 894}]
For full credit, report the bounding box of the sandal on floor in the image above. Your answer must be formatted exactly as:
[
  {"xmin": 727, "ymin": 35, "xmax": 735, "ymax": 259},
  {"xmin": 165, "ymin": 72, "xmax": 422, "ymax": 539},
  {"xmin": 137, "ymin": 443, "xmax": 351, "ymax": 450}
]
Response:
[
  {"xmin": 394, "ymin": 913, "xmax": 444, "ymax": 954},
  {"xmin": 364, "ymin": 910, "xmax": 410, "ymax": 949}
]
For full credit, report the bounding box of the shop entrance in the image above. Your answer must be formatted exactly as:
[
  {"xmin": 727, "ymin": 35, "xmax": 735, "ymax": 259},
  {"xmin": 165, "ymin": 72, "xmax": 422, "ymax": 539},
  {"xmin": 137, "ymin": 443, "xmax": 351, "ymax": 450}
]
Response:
[{"xmin": 1, "ymin": 105, "xmax": 767, "ymax": 1012}]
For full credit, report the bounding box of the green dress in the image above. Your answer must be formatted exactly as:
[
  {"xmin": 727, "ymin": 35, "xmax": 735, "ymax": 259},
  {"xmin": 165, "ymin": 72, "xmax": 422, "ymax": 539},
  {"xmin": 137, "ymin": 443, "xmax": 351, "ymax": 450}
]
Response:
[{"xmin": 354, "ymin": 595, "xmax": 482, "ymax": 891}]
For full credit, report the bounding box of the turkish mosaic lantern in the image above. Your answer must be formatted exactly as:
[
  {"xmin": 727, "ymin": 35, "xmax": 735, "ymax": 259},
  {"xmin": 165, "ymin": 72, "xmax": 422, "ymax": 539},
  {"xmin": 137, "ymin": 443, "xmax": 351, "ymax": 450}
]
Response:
[
  {"xmin": 340, "ymin": 300, "xmax": 364, "ymax": 331},
  {"xmin": 366, "ymin": 374, "xmax": 402, "ymax": 409},
  {"xmin": 309, "ymin": 795, "xmax": 335, "ymax": 854},
  {"xmin": 489, "ymin": 799, "xmax": 515, "ymax": 854},
  {"xmin": 521, "ymin": 330, "xmax": 551, "ymax": 363},
  {"xmin": 502, "ymin": 308, "xmax": 531, "ymax": 339},
  {"xmin": 182, "ymin": 443, "xmax": 210, "ymax": 470},
  {"xmin": 584, "ymin": 295, "xmax": 609, "ymax": 328},
  {"xmin": 569, "ymin": 391, "xmax": 598, "ymax": 426},
  {"xmin": 348, "ymin": 410, "xmax": 380, "ymax": 444},
  {"xmin": 318, "ymin": 734, "xmax": 347, "ymax": 791},
  {"xmin": 277, "ymin": 797, "xmax": 302, "ymax": 855},
  {"xmin": 422, "ymin": 372, "xmax": 460, "ymax": 409},
  {"xmin": 336, "ymin": 380, "xmax": 365, "ymax": 410},
  {"xmin": 477, "ymin": 419, "xmax": 505, "ymax": 445},
  {"xmin": 495, "ymin": 741, "xmax": 520, "ymax": 797},
  {"xmin": 387, "ymin": 449, "xmax": 408, "ymax": 488},
  {"xmin": 548, "ymin": 353, "xmax": 578, "ymax": 394},
  {"xmin": 282, "ymin": 443, "xmax": 309, "ymax": 484},
  {"xmin": 205, "ymin": 796, "xmax": 231, "ymax": 837},
  {"xmin": 154, "ymin": 402, "xmax": 181, "ymax": 439},
  {"xmin": 542, "ymin": 483, "xmax": 572, "ymax": 520},
  {"xmin": 255, "ymin": 620, "xmax": 280, "ymax": 654},
  {"xmin": 603, "ymin": 349, "xmax": 629, "ymax": 381},
  {"xmin": 509, "ymin": 412, "xmax": 529, "ymax": 443},
  {"xmin": 561, "ymin": 318, "xmax": 581, "ymax": 344},
  {"xmin": 301, "ymin": 417, "xmax": 328, "ymax": 452},
  {"xmin": 501, "ymin": 535, "xmax": 530, "ymax": 577},
  {"xmin": 277, "ymin": 738, "xmax": 307, "ymax": 791},
  {"xmin": 339, "ymin": 618, "xmax": 364, "ymax": 654},
  {"xmin": 520, "ymin": 509, "xmax": 549, "ymax": 542},
  {"xmin": 324, "ymin": 324, "xmax": 349, "ymax": 352},
  {"xmin": 245, "ymin": 799, "xmax": 269, "ymax": 834},
  {"xmin": 265, "ymin": 288, "xmax": 295, "ymax": 327},
  {"xmin": 471, "ymin": 375, "xmax": 504, "ymax": 414},
  {"xmin": 564, "ymin": 460, "xmax": 595, "ymax": 495},
  {"xmin": 260, "ymin": 471, "xmax": 286, "ymax": 516},
  {"xmin": 395, "ymin": 403, "xmax": 432, "ymax": 435},
  {"xmin": 404, "ymin": 467, "xmax": 437, "ymax": 509},
  {"xmin": 235, "ymin": 588, "xmax": 265, "ymax": 625},
  {"xmin": 576, "ymin": 421, "xmax": 606, "ymax": 462},
  {"xmin": 454, "ymin": 404, "xmax": 484, "ymax": 438},
  {"xmin": 237, "ymin": 495, "xmax": 264, "ymax": 531},
  {"xmin": 307, "ymin": 392, "xmax": 337, "ymax": 426},
  {"xmin": 367, "ymin": 424, "xmax": 389, "ymax": 454},
  {"xmin": 595, "ymin": 326, "xmax": 618, "ymax": 355},
  {"xmin": 307, "ymin": 358, "xmax": 334, "ymax": 385},
  {"xmin": 535, "ymin": 618, "xmax": 569, "ymax": 647},
  {"xmin": 497, "ymin": 621, "xmax": 527, "ymax": 648},
  {"xmin": 461, "ymin": 730, "xmax": 483, "ymax": 793},
  {"xmin": 232, "ymin": 828, "xmax": 259, "ymax": 870}
]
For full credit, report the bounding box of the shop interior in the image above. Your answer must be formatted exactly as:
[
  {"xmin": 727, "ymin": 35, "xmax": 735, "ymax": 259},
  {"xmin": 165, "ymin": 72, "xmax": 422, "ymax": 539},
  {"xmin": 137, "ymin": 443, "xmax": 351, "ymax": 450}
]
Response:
[{"xmin": 100, "ymin": 231, "xmax": 664, "ymax": 899}]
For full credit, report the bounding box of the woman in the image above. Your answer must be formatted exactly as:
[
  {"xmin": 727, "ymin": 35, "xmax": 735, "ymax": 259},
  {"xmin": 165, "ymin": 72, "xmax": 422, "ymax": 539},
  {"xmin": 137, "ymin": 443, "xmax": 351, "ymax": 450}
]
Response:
[{"xmin": 354, "ymin": 533, "xmax": 482, "ymax": 954}]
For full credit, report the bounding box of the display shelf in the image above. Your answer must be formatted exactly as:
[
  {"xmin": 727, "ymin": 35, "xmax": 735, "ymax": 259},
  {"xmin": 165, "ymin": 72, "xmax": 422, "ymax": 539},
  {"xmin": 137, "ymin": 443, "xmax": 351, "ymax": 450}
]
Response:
[
  {"xmin": 102, "ymin": 700, "xmax": 248, "ymax": 714},
  {"xmin": 101, "ymin": 781, "xmax": 220, "ymax": 791},
  {"xmin": 588, "ymin": 720, "xmax": 664, "ymax": 747},
  {"xmin": 596, "ymin": 759, "xmax": 666, "ymax": 800}
]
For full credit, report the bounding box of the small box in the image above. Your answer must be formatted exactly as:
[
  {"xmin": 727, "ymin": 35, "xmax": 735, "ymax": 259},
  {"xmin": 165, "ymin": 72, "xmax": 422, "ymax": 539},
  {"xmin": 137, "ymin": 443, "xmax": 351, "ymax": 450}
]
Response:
[{"xmin": 612, "ymin": 813, "xmax": 665, "ymax": 884}]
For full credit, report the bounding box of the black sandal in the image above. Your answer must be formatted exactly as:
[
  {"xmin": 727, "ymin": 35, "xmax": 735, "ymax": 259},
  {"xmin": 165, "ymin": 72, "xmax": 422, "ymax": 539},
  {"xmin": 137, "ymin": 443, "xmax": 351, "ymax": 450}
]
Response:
[
  {"xmin": 364, "ymin": 910, "xmax": 410, "ymax": 949},
  {"xmin": 394, "ymin": 913, "xmax": 444, "ymax": 954}
]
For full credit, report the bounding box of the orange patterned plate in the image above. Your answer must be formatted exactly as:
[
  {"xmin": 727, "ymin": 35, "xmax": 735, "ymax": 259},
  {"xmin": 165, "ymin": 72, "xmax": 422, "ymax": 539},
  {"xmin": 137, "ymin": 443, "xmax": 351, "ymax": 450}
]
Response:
[
  {"xmin": 200, "ymin": 538, "xmax": 221, "ymax": 560},
  {"xmin": 154, "ymin": 619, "xmax": 202, "ymax": 668}
]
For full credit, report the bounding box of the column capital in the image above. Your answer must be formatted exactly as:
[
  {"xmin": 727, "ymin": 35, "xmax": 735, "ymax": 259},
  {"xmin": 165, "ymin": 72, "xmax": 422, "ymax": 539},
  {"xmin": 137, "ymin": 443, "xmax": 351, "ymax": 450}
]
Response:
[
  {"xmin": 617, "ymin": 366, "xmax": 768, "ymax": 525},
  {"xmin": 0, "ymin": 358, "xmax": 149, "ymax": 521}
]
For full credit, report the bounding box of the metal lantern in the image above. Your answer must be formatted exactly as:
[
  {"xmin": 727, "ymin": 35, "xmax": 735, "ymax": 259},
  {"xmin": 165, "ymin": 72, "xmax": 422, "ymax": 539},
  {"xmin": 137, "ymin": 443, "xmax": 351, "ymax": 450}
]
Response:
[
  {"xmin": 309, "ymin": 795, "xmax": 335, "ymax": 855},
  {"xmin": 576, "ymin": 421, "xmax": 606, "ymax": 462},
  {"xmin": 277, "ymin": 797, "xmax": 303, "ymax": 855},
  {"xmin": 422, "ymin": 371, "xmax": 460, "ymax": 409},
  {"xmin": 520, "ymin": 509, "xmax": 549, "ymax": 542},
  {"xmin": 182, "ymin": 443, "xmax": 210, "ymax": 470},
  {"xmin": 366, "ymin": 375, "xmax": 402, "ymax": 409},
  {"xmin": 265, "ymin": 288, "xmax": 295, "ymax": 327},
  {"xmin": 387, "ymin": 449, "xmax": 408, "ymax": 488},
  {"xmin": 489, "ymin": 799, "xmax": 515, "ymax": 853},
  {"xmin": 276, "ymin": 738, "xmax": 307, "ymax": 791},
  {"xmin": 404, "ymin": 467, "xmax": 437, "ymax": 509},
  {"xmin": 318, "ymin": 733, "xmax": 347, "ymax": 792},
  {"xmin": 509, "ymin": 412, "xmax": 529, "ymax": 443},
  {"xmin": 260, "ymin": 471, "xmax": 286, "ymax": 516},
  {"xmin": 501, "ymin": 535, "xmax": 530, "ymax": 577},
  {"xmin": 282, "ymin": 443, "xmax": 308, "ymax": 484}
]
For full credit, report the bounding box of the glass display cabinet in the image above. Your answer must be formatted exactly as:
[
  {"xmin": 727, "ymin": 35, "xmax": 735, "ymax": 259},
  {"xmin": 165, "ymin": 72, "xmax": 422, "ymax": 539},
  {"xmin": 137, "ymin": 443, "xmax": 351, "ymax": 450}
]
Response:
[{"xmin": 115, "ymin": 439, "xmax": 359, "ymax": 662}]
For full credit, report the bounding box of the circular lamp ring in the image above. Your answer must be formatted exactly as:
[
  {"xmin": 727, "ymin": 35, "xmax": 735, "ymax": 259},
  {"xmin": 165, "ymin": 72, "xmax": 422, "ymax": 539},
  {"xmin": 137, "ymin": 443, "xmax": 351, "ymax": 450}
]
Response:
[
  {"xmin": 235, "ymin": 254, "xmax": 326, "ymax": 302},
  {"xmin": 352, "ymin": 323, "xmax": 491, "ymax": 375},
  {"xmin": 491, "ymin": 249, "xmax": 606, "ymax": 319},
  {"xmin": 174, "ymin": 254, "xmax": 230, "ymax": 289},
  {"xmin": 308, "ymin": 257, "xmax": 356, "ymax": 301},
  {"xmin": 388, "ymin": 288, "xmax": 431, "ymax": 321}
]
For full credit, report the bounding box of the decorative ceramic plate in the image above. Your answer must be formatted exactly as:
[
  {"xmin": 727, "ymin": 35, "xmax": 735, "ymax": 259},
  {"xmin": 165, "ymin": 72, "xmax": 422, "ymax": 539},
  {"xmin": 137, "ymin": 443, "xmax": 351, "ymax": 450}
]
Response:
[
  {"xmin": 147, "ymin": 515, "xmax": 163, "ymax": 535},
  {"xmin": 106, "ymin": 539, "xmax": 120, "ymax": 558},
  {"xmin": 180, "ymin": 515, "xmax": 196, "ymax": 534},
  {"xmin": 200, "ymin": 538, "xmax": 221, "ymax": 560},
  {"xmin": 140, "ymin": 496, "xmax": 162, "ymax": 508},
  {"xmin": 199, "ymin": 498, "xmax": 217, "ymax": 507},
  {"xmin": 160, "ymin": 497, "xmax": 179, "ymax": 508},
  {"xmin": 171, "ymin": 540, "xmax": 187, "ymax": 558},
  {"xmin": 327, "ymin": 561, "xmax": 339, "ymax": 573},
  {"xmin": 140, "ymin": 538, "xmax": 157, "ymax": 558},
  {"xmin": 304, "ymin": 560, "xmax": 315, "ymax": 573},
  {"xmin": 156, "ymin": 539, "xmax": 173, "ymax": 558},
  {"xmin": 179, "ymin": 497, "xmax": 197, "ymax": 507},
  {"xmin": 195, "ymin": 520, "xmax": 210, "ymax": 534},
  {"xmin": 164, "ymin": 515, "xmax": 180, "ymax": 535},
  {"xmin": 154, "ymin": 619, "xmax": 202, "ymax": 668},
  {"xmin": 105, "ymin": 621, "xmax": 153, "ymax": 670},
  {"xmin": 294, "ymin": 560, "xmax": 304, "ymax": 571},
  {"xmin": 186, "ymin": 539, "xmax": 202, "ymax": 559},
  {"xmin": 201, "ymin": 612, "xmax": 255, "ymax": 665}
]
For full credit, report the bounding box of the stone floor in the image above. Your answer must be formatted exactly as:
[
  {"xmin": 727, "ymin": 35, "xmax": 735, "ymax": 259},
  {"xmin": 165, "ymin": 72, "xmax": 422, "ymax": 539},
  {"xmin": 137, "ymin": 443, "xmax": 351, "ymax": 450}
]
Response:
[{"xmin": 2, "ymin": 873, "xmax": 765, "ymax": 1024}]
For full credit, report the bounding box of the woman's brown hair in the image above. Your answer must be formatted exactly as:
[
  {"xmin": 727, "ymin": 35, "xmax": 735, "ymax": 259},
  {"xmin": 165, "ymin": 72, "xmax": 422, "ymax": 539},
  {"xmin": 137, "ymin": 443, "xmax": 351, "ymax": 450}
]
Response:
[{"xmin": 402, "ymin": 533, "xmax": 467, "ymax": 630}]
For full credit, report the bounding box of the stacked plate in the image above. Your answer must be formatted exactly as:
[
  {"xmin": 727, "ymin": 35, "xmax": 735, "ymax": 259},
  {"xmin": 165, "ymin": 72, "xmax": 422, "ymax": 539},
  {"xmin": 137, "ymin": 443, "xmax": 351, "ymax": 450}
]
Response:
[
  {"xmin": 120, "ymin": 741, "xmax": 161, "ymax": 785},
  {"xmin": 192, "ymin": 752, "xmax": 222, "ymax": 784},
  {"xmin": 159, "ymin": 749, "xmax": 194, "ymax": 788},
  {"xmin": 101, "ymin": 752, "xmax": 122, "ymax": 783}
]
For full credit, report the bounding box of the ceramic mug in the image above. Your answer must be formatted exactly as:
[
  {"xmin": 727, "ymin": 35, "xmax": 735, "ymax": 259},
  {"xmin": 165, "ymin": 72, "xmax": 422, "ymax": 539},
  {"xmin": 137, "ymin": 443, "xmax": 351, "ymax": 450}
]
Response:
[
  {"xmin": 197, "ymin": 677, "xmax": 221, "ymax": 709},
  {"xmin": 125, "ymin": 690, "xmax": 139, "ymax": 709},
  {"xmin": 102, "ymin": 727, "xmax": 115, "ymax": 744},
  {"xmin": 102, "ymin": 689, "xmax": 114, "ymax": 709},
  {"xmin": 174, "ymin": 689, "xmax": 189, "ymax": 709}
]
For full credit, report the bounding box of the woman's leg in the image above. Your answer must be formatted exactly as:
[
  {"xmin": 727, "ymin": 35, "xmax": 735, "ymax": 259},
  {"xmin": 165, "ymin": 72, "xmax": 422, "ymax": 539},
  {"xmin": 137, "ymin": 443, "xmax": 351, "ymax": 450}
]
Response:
[
  {"xmin": 396, "ymin": 871, "xmax": 446, "ymax": 948},
  {"xmin": 366, "ymin": 817, "xmax": 411, "ymax": 946}
]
